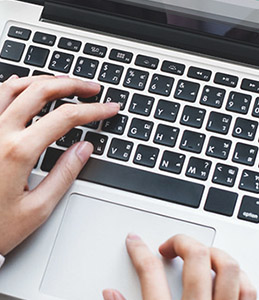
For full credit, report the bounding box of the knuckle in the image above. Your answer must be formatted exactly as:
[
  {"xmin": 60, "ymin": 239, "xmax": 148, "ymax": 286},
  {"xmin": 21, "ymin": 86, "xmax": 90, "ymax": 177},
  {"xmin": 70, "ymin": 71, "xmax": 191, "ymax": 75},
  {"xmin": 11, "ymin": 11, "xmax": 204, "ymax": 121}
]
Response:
[
  {"xmin": 60, "ymin": 160, "xmax": 77, "ymax": 185},
  {"xmin": 58, "ymin": 104, "xmax": 79, "ymax": 124},
  {"xmin": 186, "ymin": 244, "xmax": 210, "ymax": 260},
  {"xmin": 2, "ymin": 78, "xmax": 20, "ymax": 90},
  {"xmin": 30, "ymin": 81, "xmax": 50, "ymax": 95},
  {"xmin": 136, "ymin": 255, "xmax": 163, "ymax": 275},
  {"xmin": 220, "ymin": 257, "xmax": 240, "ymax": 274},
  {"xmin": 240, "ymin": 286, "xmax": 257, "ymax": 300},
  {"xmin": 4, "ymin": 136, "xmax": 30, "ymax": 161}
]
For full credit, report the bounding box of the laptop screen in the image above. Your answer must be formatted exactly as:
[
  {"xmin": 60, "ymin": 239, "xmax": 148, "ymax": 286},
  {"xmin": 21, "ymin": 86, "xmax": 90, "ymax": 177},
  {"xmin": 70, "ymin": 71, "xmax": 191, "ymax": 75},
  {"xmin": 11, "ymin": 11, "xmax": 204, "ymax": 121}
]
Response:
[{"xmin": 51, "ymin": 0, "xmax": 259, "ymax": 46}]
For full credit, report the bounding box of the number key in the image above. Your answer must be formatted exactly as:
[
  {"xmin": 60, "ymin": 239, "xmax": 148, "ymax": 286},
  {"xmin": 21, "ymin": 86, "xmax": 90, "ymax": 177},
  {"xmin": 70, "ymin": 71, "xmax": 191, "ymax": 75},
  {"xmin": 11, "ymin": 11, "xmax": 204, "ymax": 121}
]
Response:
[{"xmin": 49, "ymin": 51, "xmax": 74, "ymax": 73}]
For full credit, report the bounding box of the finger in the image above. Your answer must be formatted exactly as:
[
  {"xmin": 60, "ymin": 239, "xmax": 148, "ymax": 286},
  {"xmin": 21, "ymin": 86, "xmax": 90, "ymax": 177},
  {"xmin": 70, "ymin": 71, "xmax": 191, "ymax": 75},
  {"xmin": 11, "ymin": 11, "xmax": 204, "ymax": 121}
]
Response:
[
  {"xmin": 103, "ymin": 289, "xmax": 126, "ymax": 300},
  {"xmin": 239, "ymin": 271, "xmax": 257, "ymax": 300},
  {"xmin": 126, "ymin": 234, "xmax": 171, "ymax": 300},
  {"xmin": 210, "ymin": 248, "xmax": 240, "ymax": 300},
  {"xmin": 159, "ymin": 234, "xmax": 212, "ymax": 300},
  {"xmin": 4, "ymin": 77, "xmax": 101, "ymax": 127}
]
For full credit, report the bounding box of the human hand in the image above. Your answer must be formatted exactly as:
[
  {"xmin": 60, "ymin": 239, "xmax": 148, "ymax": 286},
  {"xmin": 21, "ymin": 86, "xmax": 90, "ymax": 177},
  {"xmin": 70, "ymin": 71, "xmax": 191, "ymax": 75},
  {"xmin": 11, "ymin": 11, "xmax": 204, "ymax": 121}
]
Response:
[
  {"xmin": 103, "ymin": 234, "xmax": 257, "ymax": 300},
  {"xmin": 0, "ymin": 75, "xmax": 119, "ymax": 256}
]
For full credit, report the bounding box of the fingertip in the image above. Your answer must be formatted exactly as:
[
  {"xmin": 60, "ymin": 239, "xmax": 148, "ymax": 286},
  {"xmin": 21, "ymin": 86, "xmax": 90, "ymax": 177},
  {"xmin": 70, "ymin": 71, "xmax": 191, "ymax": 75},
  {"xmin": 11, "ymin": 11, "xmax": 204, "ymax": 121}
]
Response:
[
  {"xmin": 102, "ymin": 289, "xmax": 126, "ymax": 300},
  {"xmin": 75, "ymin": 141, "xmax": 94, "ymax": 164},
  {"xmin": 104, "ymin": 102, "xmax": 121, "ymax": 112}
]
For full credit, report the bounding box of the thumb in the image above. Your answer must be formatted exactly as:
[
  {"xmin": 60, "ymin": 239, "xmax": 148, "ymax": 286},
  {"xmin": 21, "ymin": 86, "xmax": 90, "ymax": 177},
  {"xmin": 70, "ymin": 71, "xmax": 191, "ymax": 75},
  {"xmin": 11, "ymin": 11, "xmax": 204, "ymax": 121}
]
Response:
[{"xmin": 103, "ymin": 289, "xmax": 126, "ymax": 300}]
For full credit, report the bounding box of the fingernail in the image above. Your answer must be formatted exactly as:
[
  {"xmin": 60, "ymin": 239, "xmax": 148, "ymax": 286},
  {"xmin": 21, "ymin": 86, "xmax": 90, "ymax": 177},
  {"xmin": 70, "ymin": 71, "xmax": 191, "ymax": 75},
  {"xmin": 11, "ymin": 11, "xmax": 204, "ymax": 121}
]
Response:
[
  {"xmin": 8, "ymin": 74, "xmax": 19, "ymax": 80},
  {"xmin": 75, "ymin": 142, "xmax": 93, "ymax": 163},
  {"xmin": 56, "ymin": 75, "xmax": 70, "ymax": 78},
  {"xmin": 103, "ymin": 290, "xmax": 124, "ymax": 300},
  {"xmin": 86, "ymin": 81, "xmax": 100, "ymax": 88},
  {"xmin": 127, "ymin": 233, "xmax": 141, "ymax": 241},
  {"xmin": 105, "ymin": 102, "xmax": 120, "ymax": 109}
]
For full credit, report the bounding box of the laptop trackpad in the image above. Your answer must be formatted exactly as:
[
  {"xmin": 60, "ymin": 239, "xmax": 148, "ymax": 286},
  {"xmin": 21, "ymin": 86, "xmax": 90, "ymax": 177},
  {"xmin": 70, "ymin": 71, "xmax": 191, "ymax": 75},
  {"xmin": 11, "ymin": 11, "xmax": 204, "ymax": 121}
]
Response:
[{"xmin": 40, "ymin": 194, "xmax": 215, "ymax": 300}]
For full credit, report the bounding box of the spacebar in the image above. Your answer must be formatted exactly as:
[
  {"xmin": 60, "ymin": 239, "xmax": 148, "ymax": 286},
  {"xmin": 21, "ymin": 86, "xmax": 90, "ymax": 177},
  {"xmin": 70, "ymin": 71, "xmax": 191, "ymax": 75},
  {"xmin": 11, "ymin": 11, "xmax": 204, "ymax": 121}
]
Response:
[{"xmin": 78, "ymin": 158, "xmax": 205, "ymax": 208}]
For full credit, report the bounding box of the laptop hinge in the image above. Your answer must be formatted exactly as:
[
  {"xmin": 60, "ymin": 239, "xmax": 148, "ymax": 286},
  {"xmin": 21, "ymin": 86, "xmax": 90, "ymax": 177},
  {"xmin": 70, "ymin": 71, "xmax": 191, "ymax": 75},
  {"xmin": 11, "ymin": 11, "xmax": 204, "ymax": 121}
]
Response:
[{"xmin": 42, "ymin": 1, "xmax": 259, "ymax": 67}]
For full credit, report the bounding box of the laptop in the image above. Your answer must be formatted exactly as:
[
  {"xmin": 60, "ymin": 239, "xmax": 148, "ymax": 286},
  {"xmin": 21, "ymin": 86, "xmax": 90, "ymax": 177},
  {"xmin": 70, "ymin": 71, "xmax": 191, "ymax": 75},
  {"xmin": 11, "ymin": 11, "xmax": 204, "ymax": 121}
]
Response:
[{"xmin": 0, "ymin": 0, "xmax": 259, "ymax": 299}]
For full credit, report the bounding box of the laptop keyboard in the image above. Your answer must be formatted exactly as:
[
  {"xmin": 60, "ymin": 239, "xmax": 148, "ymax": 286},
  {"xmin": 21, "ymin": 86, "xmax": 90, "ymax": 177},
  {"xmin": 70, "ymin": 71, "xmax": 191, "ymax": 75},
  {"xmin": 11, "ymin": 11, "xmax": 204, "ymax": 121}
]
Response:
[{"xmin": 1, "ymin": 24, "xmax": 259, "ymax": 223}]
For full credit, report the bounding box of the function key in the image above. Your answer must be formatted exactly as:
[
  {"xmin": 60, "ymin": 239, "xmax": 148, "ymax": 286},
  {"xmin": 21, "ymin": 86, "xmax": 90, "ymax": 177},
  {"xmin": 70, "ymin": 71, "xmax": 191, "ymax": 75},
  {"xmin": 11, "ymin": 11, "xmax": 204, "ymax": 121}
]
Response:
[
  {"xmin": 214, "ymin": 72, "xmax": 238, "ymax": 87},
  {"xmin": 174, "ymin": 80, "xmax": 200, "ymax": 102},
  {"xmin": 58, "ymin": 37, "xmax": 81, "ymax": 52},
  {"xmin": 73, "ymin": 57, "xmax": 99, "ymax": 79},
  {"xmin": 232, "ymin": 143, "xmax": 258, "ymax": 166},
  {"xmin": 186, "ymin": 157, "xmax": 211, "ymax": 181},
  {"xmin": 238, "ymin": 196, "xmax": 259, "ymax": 223},
  {"xmin": 123, "ymin": 68, "xmax": 148, "ymax": 91},
  {"xmin": 241, "ymin": 78, "xmax": 259, "ymax": 93},
  {"xmin": 49, "ymin": 51, "xmax": 74, "ymax": 73},
  {"xmin": 212, "ymin": 163, "xmax": 238, "ymax": 187},
  {"xmin": 8, "ymin": 26, "xmax": 31, "ymax": 40},
  {"xmin": 135, "ymin": 54, "xmax": 159, "ymax": 69},
  {"xmin": 239, "ymin": 170, "xmax": 259, "ymax": 193},
  {"xmin": 33, "ymin": 32, "xmax": 56, "ymax": 46},
  {"xmin": 148, "ymin": 74, "xmax": 174, "ymax": 96},
  {"xmin": 159, "ymin": 151, "xmax": 185, "ymax": 174},
  {"xmin": 252, "ymin": 97, "xmax": 259, "ymax": 117},
  {"xmin": 0, "ymin": 40, "xmax": 25, "ymax": 62},
  {"xmin": 109, "ymin": 49, "xmax": 133, "ymax": 64},
  {"xmin": 161, "ymin": 60, "xmax": 185, "ymax": 75},
  {"xmin": 226, "ymin": 92, "xmax": 251, "ymax": 115},
  {"xmin": 154, "ymin": 100, "xmax": 180, "ymax": 123},
  {"xmin": 84, "ymin": 43, "xmax": 107, "ymax": 58},
  {"xmin": 0, "ymin": 62, "xmax": 29, "ymax": 82},
  {"xmin": 232, "ymin": 118, "xmax": 258, "ymax": 141},
  {"xmin": 24, "ymin": 46, "xmax": 49, "ymax": 67},
  {"xmin": 200, "ymin": 86, "xmax": 225, "ymax": 108},
  {"xmin": 98, "ymin": 63, "xmax": 124, "ymax": 85},
  {"xmin": 188, "ymin": 66, "xmax": 211, "ymax": 82}
]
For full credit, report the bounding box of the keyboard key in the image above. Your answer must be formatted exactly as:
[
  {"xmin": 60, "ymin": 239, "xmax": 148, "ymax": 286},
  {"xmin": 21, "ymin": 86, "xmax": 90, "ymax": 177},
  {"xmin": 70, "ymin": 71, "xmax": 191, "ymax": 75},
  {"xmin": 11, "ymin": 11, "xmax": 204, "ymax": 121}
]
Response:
[
  {"xmin": 148, "ymin": 74, "xmax": 174, "ymax": 96},
  {"xmin": 180, "ymin": 130, "xmax": 205, "ymax": 154},
  {"xmin": 0, "ymin": 62, "xmax": 29, "ymax": 82},
  {"xmin": 187, "ymin": 66, "xmax": 211, "ymax": 81},
  {"xmin": 107, "ymin": 138, "xmax": 133, "ymax": 161},
  {"xmin": 32, "ymin": 70, "xmax": 53, "ymax": 76},
  {"xmin": 83, "ymin": 121, "xmax": 100, "ymax": 130},
  {"xmin": 104, "ymin": 88, "xmax": 129, "ymax": 110},
  {"xmin": 54, "ymin": 99, "xmax": 74, "ymax": 109},
  {"xmin": 232, "ymin": 143, "xmax": 258, "ymax": 166},
  {"xmin": 154, "ymin": 124, "xmax": 179, "ymax": 147},
  {"xmin": 24, "ymin": 46, "xmax": 49, "ymax": 67},
  {"xmin": 135, "ymin": 54, "xmax": 159, "ymax": 69},
  {"xmin": 233, "ymin": 118, "xmax": 258, "ymax": 141},
  {"xmin": 84, "ymin": 43, "xmax": 107, "ymax": 58},
  {"xmin": 206, "ymin": 112, "xmax": 232, "ymax": 134},
  {"xmin": 129, "ymin": 94, "xmax": 154, "ymax": 116},
  {"xmin": 214, "ymin": 72, "xmax": 238, "ymax": 87},
  {"xmin": 98, "ymin": 63, "xmax": 124, "ymax": 85},
  {"xmin": 159, "ymin": 151, "xmax": 185, "ymax": 174},
  {"xmin": 123, "ymin": 68, "xmax": 149, "ymax": 91},
  {"xmin": 0, "ymin": 40, "xmax": 25, "ymax": 62},
  {"xmin": 73, "ymin": 57, "xmax": 99, "ymax": 79},
  {"xmin": 252, "ymin": 97, "xmax": 259, "ymax": 117},
  {"xmin": 49, "ymin": 51, "xmax": 74, "ymax": 73},
  {"xmin": 8, "ymin": 26, "xmax": 31, "ymax": 40},
  {"xmin": 154, "ymin": 100, "xmax": 180, "ymax": 123},
  {"xmin": 238, "ymin": 196, "xmax": 259, "ymax": 223},
  {"xmin": 58, "ymin": 37, "xmax": 81, "ymax": 52},
  {"xmin": 206, "ymin": 136, "xmax": 231, "ymax": 160},
  {"xmin": 204, "ymin": 187, "xmax": 238, "ymax": 216},
  {"xmin": 56, "ymin": 128, "xmax": 83, "ymax": 148},
  {"xmin": 174, "ymin": 80, "xmax": 200, "ymax": 102},
  {"xmin": 226, "ymin": 92, "xmax": 251, "ymax": 114},
  {"xmin": 78, "ymin": 86, "xmax": 104, "ymax": 103},
  {"xmin": 241, "ymin": 78, "xmax": 259, "ymax": 93},
  {"xmin": 180, "ymin": 105, "xmax": 206, "ymax": 128},
  {"xmin": 239, "ymin": 170, "xmax": 259, "ymax": 193},
  {"xmin": 161, "ymin": 60, "xmax": 185, "ymax": 75},
  {"xmin": 109, "ymin": 49, "xmax": 133, "ymax": 64},
  {"xmin": 41, "ymin": 147, "xmax": 64, "ymax": 172},
  {"xmin": 33, "ymin": 32, "xmax": 56, "ymax": 46},
  {"xmin": 37, "ymin": 102, "xmax": 52, "ymax": 117},
  {"xmin": 133, "ymin": 144, "xmax": 159, "ymax": 168},
  {"xmin": 102, "ymin": 114, "xmax": 128, "ymax": 135},
  {"xmin": 200, "ymin": 85, "xmax": 225, "ymax": 108},
  {"xmin": 186, "ymin": 157, "xmax": 211, "ymax": 181},
  {"xmin": 84, "ymin": 132, "xmax": 108, "ymax": 155},
  {"xmin": 128, "ymin": 118, "xmax": 153, "ymax": 141},
  {"xmin": 212, "ymin": 163, "xmax": 238, "ymax": 187}
]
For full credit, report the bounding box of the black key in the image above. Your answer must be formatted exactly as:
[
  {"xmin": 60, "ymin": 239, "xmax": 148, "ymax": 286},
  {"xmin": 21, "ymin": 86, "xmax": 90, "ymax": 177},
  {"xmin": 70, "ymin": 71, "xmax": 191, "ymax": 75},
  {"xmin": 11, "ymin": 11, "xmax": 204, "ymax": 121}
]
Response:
[
  {"xmin": 186, "ymin": 157, "xmax": 211, "ymax": 181},
  {"xmin": 159, "ymin": 151, "xmax": 185, "ymax": 174},
  {"xmin": 8, "ymin": 26, "xmax": 31, "ymax": 40},
  {"xmin": 206, "ymin": 112, "xmax": 232, "ymax": 135},
  {"xmin": 102, "ymin": 114, "xmax": 128, "ymax": 135},
  {"xmin": 54, "ymin": 100, "xmax": 75, "ymax": 110},
  {"xmin": 0, "ymin": 62, "xmax": 29, "ymax": 82},
  {"xmin": 133, "ymin": 145, "xmax": 159, "ymax": 168},
  {"xmin": 200, "ymin": 85, "xmax": 225, "ymax": 108},
  {"xmin": 84, "ymin": 132, "xmax": 108, "ymax": 155},
  {"xmin": 238, "ymin": 196, "xmax": 259, "ymax": 223},
  {"xmin": 135, "ymin": 54, "xmax": 159, "ymax": 69},
  {"xmin": 214, "ymin": 72, "xmax": 238, "ymax": 87},
  {"xmin": 58, "ymin": 37, "xmax": 81, "ymax": 52},
  {"xmin": 154, "ymin": 100, "xmax": 180, "ymax": 123},
  {"xmin": 109, "ymin": 49, "xmax": 133, "ymax": 64},
  {"xmin": 41, "ymin": 147, "xmax": 64, "ymax": 172},
  {"xmin": 107, "ymin": 138, "xmax": 133, "ymax": 161},
  {"xmin": 128, "ymin": 118, "xmax": 153, "ymax": 141},
  {"xmin": 174, "ymin": 80, "xmax": 200, "ymax": 102},
  {"xmin": 0, "ymin": 40, "xmax": 25, "ymax": 62},
  {"xmin": 226, "ymin": 92, "xmax": 251, "ymax": 114},
  {"xmin": 161, "ymin": 60, "xmax": 185, "ymax": 75},
  {"xmin": 129, "ymin": 94, "xmax": 154, "ymax": 116},
  {"xmin": 73, "ymin": 57, "xmax": 98, "ymax": 79},
  {"xmin": 204, "ymin": 187, "xmax": 238, "ymax": 217},
  {"xmin": 104, "ymin": 88, "xmax": 129, "ymax": 110},
  {"xmin": 154, "ymin": 124, "xmax": 179, "ymax": 147},
  {"xmin": 24, "ymin": 46, "xmax": 49, "ymax": 67},
  {"xmin": 33, "ymin": 32, "xmax": 56, "ymax": 46},
  {"xmin": 180, "ymin": 106, "xmax": 206, "ymax": 128},
  {"xmin": 78, "ymin": 86, "xmax": 104, "ymax": 103},
  {"xmin": 37, "ymin": 102, "xmax": 52, "ymax": 117},
  {"xmin": 83, "ymin": 121, "xmax": 100, "ymax": 130},
  {"xmin": 49, "ymin": 51, "xmax": 74, "ymax": 73},
  {"xmin": 241, "ymin": 78, "xmax": 259, "ymax": 93},
  {"xmin": 239, "ymin": 170, "xmax": 259, "ymax": 193},
  {"xmin": 32, "ymin": 70, "xmax": 53, "ymax": 76},
  {"xmin": 180, "ymin": 130, "xmax": 205, "ymax": 154},
  {"xmin": 148, "ymin": 74, "xmax": 174, "ymax": 96},
  {"xmin": 123, "ymin": 68, "xmax": 149, "ymax": 91},
  {"xmin": 212, "ymin": 163, "xmax": 238, "ymax": 187},
  {"xmin": 206, "ymin": 136, "xmax": 231, "ymax": 160},
  {"xmin": 84, "ymin": 43, "xmax": 107, "ymax": 58},
  {"xmin": 232, "ymin": 118, "xmax": 258, "ymax": 141},
  {"xmin": 252, "ymin": 97, "xmax": 259, "ymax": 117},
  {"xmin": 232, "ymin": 143, "xmax": 258, "ymax": 166},
  {"xmin": 188, "ymin": 66, "xmax": 211, "ymax": 81},
  {"xmin": 56, "ymin": 128, "xmax": 83, "ymax": 148},
  {"xmin": 98, "ymin": 63, "xmax": 124, "ymax": 85}
]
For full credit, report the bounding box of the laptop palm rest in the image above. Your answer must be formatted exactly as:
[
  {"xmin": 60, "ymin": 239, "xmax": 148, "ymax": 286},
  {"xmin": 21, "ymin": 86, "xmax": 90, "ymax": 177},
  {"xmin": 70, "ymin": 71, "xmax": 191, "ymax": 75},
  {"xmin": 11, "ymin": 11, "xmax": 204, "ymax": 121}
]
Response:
[{"xmin": 40, "ymin": 194, "xmax": 215, "ymax": 300}]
